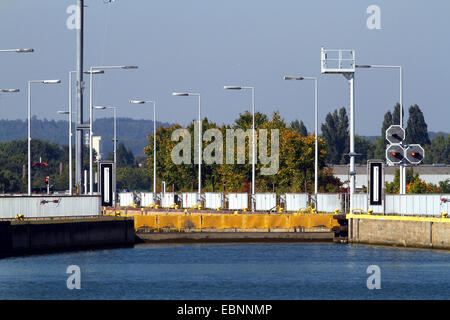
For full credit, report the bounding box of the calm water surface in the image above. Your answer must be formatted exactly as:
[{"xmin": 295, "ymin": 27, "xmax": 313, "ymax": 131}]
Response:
[{"xmin": 0, "ymin": 243, "xmax": 449, "ymax": 300}]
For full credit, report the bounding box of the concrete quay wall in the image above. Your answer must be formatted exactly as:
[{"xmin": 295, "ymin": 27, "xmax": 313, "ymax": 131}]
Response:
[
  {"xmin": 348, "ymin": 214, "xmax": 450, "ymax": 249},
  {"xmin": 0, "ymin": 217, "xmax": 135, "ymax": 258}
]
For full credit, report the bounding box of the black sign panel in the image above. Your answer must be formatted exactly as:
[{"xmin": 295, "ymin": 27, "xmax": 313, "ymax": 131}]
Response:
[
  {"xmin": 369, "ymin": 162, "xmax": 383, "ymax": 206},
  {"xmin": 100, "ymin": 162, "xmax": 113, "ymax": 207}
]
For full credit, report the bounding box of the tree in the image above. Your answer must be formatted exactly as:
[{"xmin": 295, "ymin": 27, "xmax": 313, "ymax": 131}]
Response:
[
  {"xmin": 424, "ymin": 135, "xmax": 449, "ymax": 164},
  {"xmin": 290, "ymin": 120, "xmax": 308, "ymax": 137},
  {"xmin": 321, "ymin": 107, "xmax": 349, "ymax": 164},
  {"xmin": 406, "ymin": 104, "xmax": 430, "ymax": 146},
  {"xmin": 107, "ymin": 143, "xmax": 135, "ymax": 168}
]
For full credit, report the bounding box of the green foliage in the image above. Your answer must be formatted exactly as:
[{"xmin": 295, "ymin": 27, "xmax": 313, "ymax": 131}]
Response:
[
  {"xmin": 143, "ymin": 111, "xmax": 340, "ymax": 194},
  {"xmin": 320, "ymin": 107, "xmax": 349, "ymax": 164},
  {"xmin": 406, "ymin": 104, "xmax": 430, "ymax": 146},
  {"xmin": 106, "ymin": 143, "xmax": 135, "ymax": 168},
  {"xmin": 0, "ymin": 117, "xmax": 170, "ymax": 157},
  {"xmin": 424, "ymin": 135, "xmax": 449, "ymax": 164},
  {"xmin": 290, "ymin": 120, "xmax": 308, "ymax": 137}
]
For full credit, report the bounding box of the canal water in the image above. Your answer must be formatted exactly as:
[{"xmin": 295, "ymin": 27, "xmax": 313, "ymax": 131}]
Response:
[{"xmin": 0, "ymin": 243, "xmax": 449, "ymax": 300}]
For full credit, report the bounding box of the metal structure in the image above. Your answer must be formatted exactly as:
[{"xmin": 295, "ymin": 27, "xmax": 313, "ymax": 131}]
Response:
[
  {"xmin": 98, "ymin": 160, "xmax": 115, "ymax": 207},
  {"xmin": 224, "ymin": 86, "xmax": 256, "ymax": 211},
  {"xmin": 204, "ymin": 192, "xmax": 224, "ymax": 209},
  {"xmin": 0, "ymin": 195, "xmax": 101, "ymax": 218},
  {"xmin": 130, "ymin": 100, "xmax": 157, "ymax": 199},
  {"xmin": 172, "ymin": 92, "xmax": 202, "ymax": 203},
  {"xmin": 284, "ymin": 76, "xmax": 319, "ymax": 197},
  {"xmin": 282, "ymin": 193, "xmax": 309, "ymax": 212},
  {"xmin": 227, "ymin": 193, "xmax": 248, "ymax": 210},
  {"xmin": 321, "ymin": 47, "xmax": 356, "ymax": 210},
  {"xmin": 27, "ymin": 80, "xmax": 61, "ymax": 195},
  {"xmin": 255, "ymin": 193, "xmax": 277, "ymax": 211}
]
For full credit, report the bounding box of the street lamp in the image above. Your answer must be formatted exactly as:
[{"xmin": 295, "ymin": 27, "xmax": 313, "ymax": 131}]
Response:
[
  {"xmin": 0, "ymin": 48, "xmax": 34, "ymax": 53},
  {"xmin": 356, "ymin": 64, "xmax": 405, "ymax": 193},
  {"xmin": 130, "ymin": 100, "xmax": 157, "ymax": 195},
  {"xmin": 57, "ymin": 110, "xmax": 76, "ymax": 195},
  {"xmin": 224, "ymin": 85, "xmax": 256, "ymax": 212},
  {"xmin": 93, "ymin": 106, "xmax": 117, "ymax": 165},
  {"xmin": 88, "ymin": 65, "xmax": 137, "ymax": 195},
  {"xmin": 172, "ymin": 92, "xmax": 202, "ymax": 203},
  {"xmin": 284, "ymin": 76, "xmax": 319, "ymax": 197},
  {"xmin": 0, "ymin": 89, "xmax": 20, "ymax": 93},
  {"xmin": 27, "ymin": 79, "xmax": 61, "ymax": 195}
]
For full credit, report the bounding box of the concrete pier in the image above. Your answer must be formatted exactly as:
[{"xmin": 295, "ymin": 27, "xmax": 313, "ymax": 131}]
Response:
[
  {"xmin": 0, "ymin": 217, "xmax": 135, "ymax": 258},
  {"xmin": 347, "ymin": 214, "xmax": 450, "ymax": 250},
  {"xmin": 136, "ymin": 230, "xmax": 334, "ymax": 243}
]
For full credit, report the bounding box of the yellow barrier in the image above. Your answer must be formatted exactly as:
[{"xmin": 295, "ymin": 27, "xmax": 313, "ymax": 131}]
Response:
[
  {"xmin": 223, "ymin": 214, "xmax": 244, "ymax": 229},
  {"xmin": 118, "ymin": 212, "xmax": 340, "ymax": 232},
  {"xmin": 180, "ymin": 214, "xmax": 202, "ymax": 230},
  {"xmin": 202, "ymin": 214, "xmax": 223, "ymax": 229},
  {"xmin": 267, "ymin": 214, "xmax": 289, "ymax": 229}
]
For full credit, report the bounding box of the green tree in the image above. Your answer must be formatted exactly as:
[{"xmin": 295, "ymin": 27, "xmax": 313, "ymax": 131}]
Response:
[
  {"xmin": 107, "ymin": 143, "xmax": 135, "ymax": 168},
  {"xmin": 424, "ymin": 135, "xmax": 449, "ymax": 164},
  {"xmin": 406, "ymin": 104, "xmax": 430, "ymax": 146},
  {"xmin": 321, "ymin": 107, "xmax": 349, "ymax": 164},
  {"xmin": 290, "ymin": 120, "xmax": 308, "ymax": 137}
]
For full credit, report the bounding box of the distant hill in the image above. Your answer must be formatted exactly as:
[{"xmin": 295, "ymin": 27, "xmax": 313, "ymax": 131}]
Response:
[{"xmin": 0, "ymin": 117, "xmax": 171, "ymax": 157}]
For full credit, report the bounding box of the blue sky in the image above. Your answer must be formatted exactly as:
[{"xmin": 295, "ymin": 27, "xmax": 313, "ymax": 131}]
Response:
[{"xmin": 0, "ymin": 0, "xmax": 449, "ymax": 136}]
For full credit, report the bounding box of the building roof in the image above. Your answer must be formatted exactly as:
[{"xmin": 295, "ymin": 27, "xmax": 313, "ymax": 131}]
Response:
[{"xmin": 329, "ymin": 164, "xmax": 450, "ymax": 176}]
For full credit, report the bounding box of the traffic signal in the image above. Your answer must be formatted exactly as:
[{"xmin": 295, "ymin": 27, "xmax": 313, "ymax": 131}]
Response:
[
  {"xmin": 386, "ymin": 144, "xmax": 405, "ymax": 164},
  {"xmin": 45, "ymin": 176, "xmax": 49, "ymax": 185},
  {"xmin": 405, "ymin": 144, "xmax": 424, "ymax": 164},
  {"xmin": 385, "ymin": 125, "xmax": 405, "ymax": 144}
]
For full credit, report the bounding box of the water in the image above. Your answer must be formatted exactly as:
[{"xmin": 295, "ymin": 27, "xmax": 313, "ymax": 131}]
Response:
[{"xmin": 0, "ymin": 243, "xmax": 449, "ymax": 300}]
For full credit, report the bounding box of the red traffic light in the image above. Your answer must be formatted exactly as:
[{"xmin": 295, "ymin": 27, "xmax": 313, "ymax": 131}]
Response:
[
  {"xmin": 392, "ymin": 152, "xmax": 397, "ymax": 156},
  {"xmin": 411, "ymin": 152, "xmax": 416, "ymax": 157}
]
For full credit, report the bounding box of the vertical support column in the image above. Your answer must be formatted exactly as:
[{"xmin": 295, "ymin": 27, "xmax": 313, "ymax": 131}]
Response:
[
  {"xmin": 346, "ymin": 73, "xmax": 356, "ymax": 211},
  {"xmin": 76, "ymin": 0, "xmax": 85, "ymax": 194}
]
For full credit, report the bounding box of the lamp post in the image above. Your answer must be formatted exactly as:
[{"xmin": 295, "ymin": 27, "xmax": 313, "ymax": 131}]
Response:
[
  {"xmin": 130, "ymin": 100, "xmax": 157, "ymax": 194},
  {"xmin": 172, "ymin": 92, "xmax": 202, "ymax": 203},
  {"xmin": 88, "ymin": 65, "xmax": 137, "ymax": 194},
  {"xmin": 284, "ymin": 76, "xmax": 319, "ymax": 197},
  {"xmin": 224, "ymin": 86, "xmax": 256, "ymax": 212},
  {"xmin": 356, "ymin": 64, "xmax": 405, "ymax": 193},
  {"xmin": 93, "ymin": 106, "xmax": 117, "ymax": 165},
  {"xmin": 0, "ymin": 48, "xmax": 34, "ymax": 53},
  {"xmin": 57, "ymin": 110, "xmax": 76, "ymax": 195},
  {"xmin": 27, "ymin": 79, "xmax": 61, "ymax": 195}
]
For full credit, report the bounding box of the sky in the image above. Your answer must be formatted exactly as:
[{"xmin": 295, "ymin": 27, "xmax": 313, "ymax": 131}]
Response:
[{"xmin": 0, "ymin": 0, "xmax": 449, "ymax": 136}]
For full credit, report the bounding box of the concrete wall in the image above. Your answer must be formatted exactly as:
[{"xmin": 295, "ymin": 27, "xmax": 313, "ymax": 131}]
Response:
[
  {"xmin": 348, "ymin": 215, "xmax": 450, "ymax": 249},
  {"xmin": 0, "ymin": 217, "xmax": 135, "ymax": 257},
  {"xmin": 0, "ymin": 195, "xmax": 101, "ymax": 219}
]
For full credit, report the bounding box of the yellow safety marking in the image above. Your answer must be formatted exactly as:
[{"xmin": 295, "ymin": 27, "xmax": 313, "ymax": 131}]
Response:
[{"xmin": 346, "ymin": 214, "xmax": 450, "ymax": 223}]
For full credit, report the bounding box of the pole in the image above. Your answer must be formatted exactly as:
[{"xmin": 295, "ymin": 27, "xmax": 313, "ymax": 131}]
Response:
[
  {"xmin": 251, "ymin": 87, "xmax": 255, "ymax": 212},
  {"xmin": 198, "ymin": 95, "xmax": 201, "ymax": 203},
  {"xmin": 314, "ymin": 78, "xmax": 318, "ymax": 196},
  {"xmin": 349, "ymin": 74, "xmax": 355, "ymax": 211},
  {"xmin": 76, "ymin": 0, "xmax": 85, "ymax": 195},
  {"xmin": 113, "ymin": 107, "xmax": 117, "ymax": 165},
  {"xmin": 399, "ymin": 66, "xmax": 406, "ymax": 194},
  {"xmin": 89, "ymin": 67, "xmax": 93, "ymax": 194},
  {"xmin": 27, "ymin": 81, "xmax": 32, "ymax": 196},
  {"xmin": 69, "ymin": 72, "xmax": 73, "ymax": 195},
  {"xmin": 153, "ymin": 102, "xmax": 156, "ymax": 194}
]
